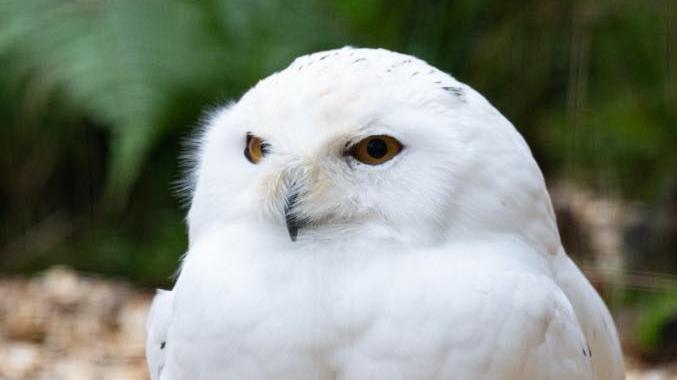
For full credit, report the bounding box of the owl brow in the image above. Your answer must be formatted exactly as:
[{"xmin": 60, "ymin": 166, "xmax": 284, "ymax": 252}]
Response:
[
  {"xmin": 245, "ymin": 132, "xmax": 268, "ymax": 144},
  {"xmin": 339, "ymin": 117, "xmax": 388, "ymax": 150}
]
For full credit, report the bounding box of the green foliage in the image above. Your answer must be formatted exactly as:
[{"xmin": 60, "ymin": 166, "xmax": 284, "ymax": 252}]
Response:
[
  {"xmin": 543, "ymin": 1, "xmax": 677, "ymax": 200},
  {"xmin": 0, "ymin": 0, "xmax": 675, "ymax": 291},
  {"xmin": 633, "ymin": 292, "xmax": 677, "ymax": 356}
]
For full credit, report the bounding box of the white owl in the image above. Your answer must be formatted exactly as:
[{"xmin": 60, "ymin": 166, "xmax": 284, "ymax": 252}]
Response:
[{"xmin": 146, "ymin": 47, "xmax": 625, "ymax": 380}]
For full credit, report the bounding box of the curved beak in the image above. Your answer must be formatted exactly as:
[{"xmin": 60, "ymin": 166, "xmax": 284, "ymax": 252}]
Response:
[{"xmin": 284, "ymin": 190, "xmax": 303, "ymax": 241}]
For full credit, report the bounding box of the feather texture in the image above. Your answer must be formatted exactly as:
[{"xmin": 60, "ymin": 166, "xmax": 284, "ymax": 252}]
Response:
[{"xmin": 147, "ymin": 47, "xmax": 624, "ymax": 380}]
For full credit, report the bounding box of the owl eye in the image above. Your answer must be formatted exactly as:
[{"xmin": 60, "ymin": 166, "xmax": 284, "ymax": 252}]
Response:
[
  {"xmin": 244, "ymin": 133, "xmax": 269, "ymax": 164},
  {"xmin": 349, "ymin": 135, "xmax": 403, "ymax": 165}
]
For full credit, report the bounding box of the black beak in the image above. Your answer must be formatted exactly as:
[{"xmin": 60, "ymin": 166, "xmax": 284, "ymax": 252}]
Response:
[{"xmin": 284, "ymin": 190, "xmax": 302, "ymax": 242}]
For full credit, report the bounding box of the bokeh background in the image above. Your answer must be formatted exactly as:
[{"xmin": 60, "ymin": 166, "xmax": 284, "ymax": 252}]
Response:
[{"xmin": 0, "ymin": 0, "xmax": 675, "ymax": 378}]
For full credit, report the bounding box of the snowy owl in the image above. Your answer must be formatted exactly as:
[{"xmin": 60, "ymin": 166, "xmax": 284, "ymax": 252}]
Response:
[{"xmin": 146, "ymin": 47, "xmax": 624, "ymax": 380}]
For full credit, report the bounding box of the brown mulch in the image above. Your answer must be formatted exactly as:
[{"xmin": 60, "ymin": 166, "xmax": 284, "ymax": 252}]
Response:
[{"xmin": 0, "ymin": 267, "xmax": 150, "ymax": 380}]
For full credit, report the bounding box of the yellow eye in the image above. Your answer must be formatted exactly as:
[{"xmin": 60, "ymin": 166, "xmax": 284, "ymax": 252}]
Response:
[
  {"xmin": 349, "ymin": 135, "xmax": 403, "ymax": 165},
  {"xmin": 244, "ymin": 134, "xmax": 269, "ymax": 164}
]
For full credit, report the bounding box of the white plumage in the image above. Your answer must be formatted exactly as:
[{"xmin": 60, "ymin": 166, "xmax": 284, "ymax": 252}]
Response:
[{"xmin": 146, "ymin": 47, "xmax": 624, "ymax": 380}]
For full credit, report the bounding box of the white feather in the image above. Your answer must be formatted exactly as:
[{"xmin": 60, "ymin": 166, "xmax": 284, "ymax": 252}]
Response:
[
  {"xmin": 147, "ymin": 47, "xmax": 624, "ymax": 380},
  {"xmin": 146, "ymin": 289, "xmax": 173, "ymax": 380}
]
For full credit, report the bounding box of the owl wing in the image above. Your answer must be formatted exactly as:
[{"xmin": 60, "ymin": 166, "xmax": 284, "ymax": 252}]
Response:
[
  {"xmin": 552, "ymin": 251, "xmax": 625, "ymax": 380},
  {"xmin": 438, "ymin": 269, "xmax": 594, "ymax": 379},
  {"xmin": 471, "ymin": 252, "xmax": 623, "ymax": 380},
  {"xmin": 146, "ymin": 289, "xmax": 174, "ymax": 380}
]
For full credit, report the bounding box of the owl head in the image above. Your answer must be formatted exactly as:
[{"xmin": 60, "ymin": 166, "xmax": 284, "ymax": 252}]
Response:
[{"xmin": 186, "ymin": 47, "xmax": 559, "ymax": 253}]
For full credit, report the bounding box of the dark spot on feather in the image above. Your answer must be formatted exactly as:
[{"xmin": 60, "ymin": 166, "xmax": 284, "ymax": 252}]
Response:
[
  {"xmin": 353, "ymin": 58, "xmax": 366, "ymax": 63},
  {"xmin": 587, "ymin": 343, "xmax": 592, "ymax": 357},
  {"xmin": 433, "ymin": 80, "xmax": 442, "ymax": 84},
  {"xmin": 428, "ymin": 69, "xmax": 435, "ymax": 74},
  {"xmin": 319, "ymin": 54, "xmax": 330, "ymax": 60},
  {"xmin": 411, "ymin": 71, "xmax": 419, "ymax": 77},
  {"xmin": 161, "ymin": 341, "xmax": 166, "ymax": 350},
  {"xmin": 402, "ymin": 59, "xmax": 411, "ymax": 64},
  {"xmin": 442, "ymin": 86, "xmax": 466, "ymax": 101}
]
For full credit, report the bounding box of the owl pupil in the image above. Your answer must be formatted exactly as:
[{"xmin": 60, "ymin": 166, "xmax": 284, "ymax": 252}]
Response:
[{"xmin": 366, "ymin": 138, "xmax": 387, "ymax": 158}]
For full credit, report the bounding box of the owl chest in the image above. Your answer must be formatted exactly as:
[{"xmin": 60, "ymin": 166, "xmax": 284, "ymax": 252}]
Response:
[
  {"xmin": 170, "ymin": 244, "xmax": 544, "ymax": 379},
  {"xmin": 175, "ymin": 248, "xmax": 489, "ymax": 352}
]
